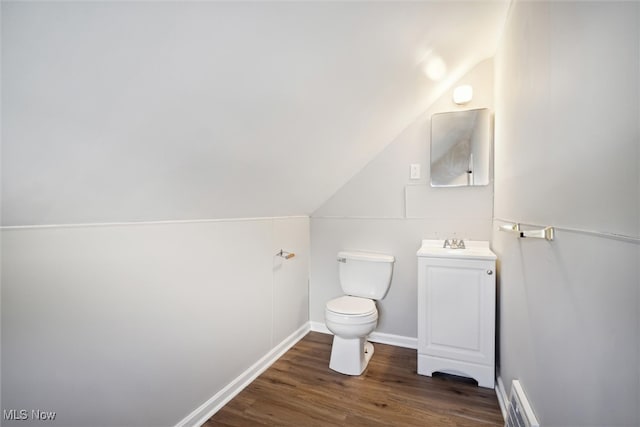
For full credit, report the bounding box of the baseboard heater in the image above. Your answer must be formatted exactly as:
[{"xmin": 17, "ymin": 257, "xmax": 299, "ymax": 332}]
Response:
[{"xmin": 506, "ymin": 380, "xmax": 540, "ymax": 427}]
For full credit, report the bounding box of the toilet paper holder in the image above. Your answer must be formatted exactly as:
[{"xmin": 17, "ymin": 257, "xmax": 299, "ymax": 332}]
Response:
[{"xmin": 276, "ymin": 249, "xmax": 296, "ymax": 260}]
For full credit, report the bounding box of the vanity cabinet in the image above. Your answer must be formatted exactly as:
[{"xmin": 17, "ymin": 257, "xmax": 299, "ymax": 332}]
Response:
[{"xmin": 416, "ymin": 240, "xmax": 496, "ymax": 388}]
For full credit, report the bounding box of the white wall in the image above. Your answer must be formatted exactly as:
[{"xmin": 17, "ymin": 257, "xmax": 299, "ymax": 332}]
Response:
[
  {"xmin": 310, "ymin": 60, "xmax": 495, "ymax": 338},
  {"xmin": 1, "ymin": 217, "xmax": 309, "ymax": 427},
  {"xmin": 1, "ymin": 1, "xmax": 508, "ymax": 226},
  {"xmin": 494, "ymin": 1, "xmax": 640, "ymax": 425}
]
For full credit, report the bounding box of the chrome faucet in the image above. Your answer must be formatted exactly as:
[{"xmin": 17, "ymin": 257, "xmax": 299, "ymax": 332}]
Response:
[{"xmin": 443, "ymin": 238, "xmax": 465, "ymax": 249}]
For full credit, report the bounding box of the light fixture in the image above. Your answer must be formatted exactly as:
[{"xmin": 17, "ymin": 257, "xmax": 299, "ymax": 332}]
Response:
[{"xmin": 453, "ymin": 85, "xmax": 473, "ymax": 105}]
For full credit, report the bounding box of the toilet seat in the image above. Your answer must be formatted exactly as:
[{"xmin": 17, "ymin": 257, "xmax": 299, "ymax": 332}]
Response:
[{"xmin": 326, "ymin": 295, "xmax": 376, "ymax": 316}]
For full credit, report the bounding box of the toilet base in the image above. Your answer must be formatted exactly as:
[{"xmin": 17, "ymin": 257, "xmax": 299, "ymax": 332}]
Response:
[{"xmin": 329, "ymin": 335, "xmax": 374, "ymax": 375}]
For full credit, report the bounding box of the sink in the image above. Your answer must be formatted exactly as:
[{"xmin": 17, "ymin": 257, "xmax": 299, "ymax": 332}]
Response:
[{"xmin": 416, "ymin": 240, "xmax": 496, "ymax": 260}]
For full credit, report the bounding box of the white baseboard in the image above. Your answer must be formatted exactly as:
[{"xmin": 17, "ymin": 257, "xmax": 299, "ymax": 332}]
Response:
[
  {"xmin": 175, "ymin": 322, "xmax": 310, "ymax": 427},
  {"xmin": 309, "ymin": 320, "xmax": 331, "ymax": 334},
  {"xmin": 495, "ymin": 375, "xmax": 508, "ymax": 421},
  {"xmin": 369, "ymin": 330, "xmax": 418, "ymax": 349},
  {"xmin": 309, "ymin": 321, "xmax": 417, "ymax": 349}
]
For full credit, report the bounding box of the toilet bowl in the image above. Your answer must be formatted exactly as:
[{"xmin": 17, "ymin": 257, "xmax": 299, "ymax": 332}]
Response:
[
  {"xmin": 324, "ymin": 251, "xmax": 394, "ymax": 375},
  {"xmin": 325, "ymin": 296, "xmax": 378, "ymax": 375}
]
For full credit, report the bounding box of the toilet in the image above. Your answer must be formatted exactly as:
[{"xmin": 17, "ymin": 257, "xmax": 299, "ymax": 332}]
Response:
[{"xmin": 325, "ymin": 251, "xmax": 395, "ymax": 375}]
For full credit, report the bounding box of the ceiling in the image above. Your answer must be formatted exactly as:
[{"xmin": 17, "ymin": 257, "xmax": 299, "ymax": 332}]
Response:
[{"xmin": 1, "ymin": 1, "xmax": 510, "ymax": 226}]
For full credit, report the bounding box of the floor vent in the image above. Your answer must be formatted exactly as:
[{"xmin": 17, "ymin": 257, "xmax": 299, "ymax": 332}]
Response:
[{"xmin": 505, "ymin": 380, "xmax": 540, "ymax": 427}]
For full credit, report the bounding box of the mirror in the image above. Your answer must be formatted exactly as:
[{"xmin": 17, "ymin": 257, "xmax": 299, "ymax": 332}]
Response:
[{"xmin": 430, "ymin": 108, "xmax": 491, "ymax": 187}]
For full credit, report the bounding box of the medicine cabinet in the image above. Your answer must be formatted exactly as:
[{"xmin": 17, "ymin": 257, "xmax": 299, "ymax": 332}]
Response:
[{"xmin": 430, "ymin": 108, "xmax": 491, "ymax": 187}]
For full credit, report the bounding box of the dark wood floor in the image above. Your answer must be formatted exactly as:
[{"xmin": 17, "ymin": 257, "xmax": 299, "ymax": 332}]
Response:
[{"xmin": 205, "ymin": 332, "xmax": 504, "ymax": 426}]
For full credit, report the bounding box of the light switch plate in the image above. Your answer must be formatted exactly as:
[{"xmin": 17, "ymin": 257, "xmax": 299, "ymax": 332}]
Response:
[{"xmin": 410, "ymin": 164, "xmax": 421, "ymax": 179}]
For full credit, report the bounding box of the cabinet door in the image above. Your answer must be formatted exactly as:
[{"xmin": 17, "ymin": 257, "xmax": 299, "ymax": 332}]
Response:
[{"xmin": 418, "ymin": 258, "xmax": 495, "ymax": 366}]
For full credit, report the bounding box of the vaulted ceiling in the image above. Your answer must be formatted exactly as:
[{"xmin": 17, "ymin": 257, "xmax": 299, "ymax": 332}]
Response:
[{"xmin": 2, "ymin": 1, "xmax": 509, "ymax": 226}]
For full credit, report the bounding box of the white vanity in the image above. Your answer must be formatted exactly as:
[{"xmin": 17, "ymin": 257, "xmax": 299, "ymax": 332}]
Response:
[{"xmin": 416, "ymin": 240, "xmax": 496, "ymax": 388}]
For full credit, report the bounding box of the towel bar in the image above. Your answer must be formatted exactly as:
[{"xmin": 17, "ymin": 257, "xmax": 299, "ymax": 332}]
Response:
[{"xmin": 499, "ymin": 223, "xmax": 554, "ymax": 241}]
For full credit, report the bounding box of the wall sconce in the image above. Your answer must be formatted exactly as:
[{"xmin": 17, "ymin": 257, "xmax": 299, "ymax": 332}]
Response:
[{"xmin": 453, "ymin": 85, "xmax": 473, "ymax": 105}]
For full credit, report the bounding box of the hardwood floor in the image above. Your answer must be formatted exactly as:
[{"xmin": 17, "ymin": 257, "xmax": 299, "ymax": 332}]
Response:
[{"xmin": 205, "ymin": 332, "xmax": 503, "ymax": 426}]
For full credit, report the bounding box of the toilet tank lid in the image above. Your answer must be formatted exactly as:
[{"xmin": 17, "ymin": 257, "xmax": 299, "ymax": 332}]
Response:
[{"xmin": 338, "ymin": 251, "xmax": 394, "ymax": 263}]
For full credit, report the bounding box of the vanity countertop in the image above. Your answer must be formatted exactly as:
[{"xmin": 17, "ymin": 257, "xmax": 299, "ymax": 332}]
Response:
[{"xmin": 416, "ymin": 240, "xmax": 497, "ymax": 261}]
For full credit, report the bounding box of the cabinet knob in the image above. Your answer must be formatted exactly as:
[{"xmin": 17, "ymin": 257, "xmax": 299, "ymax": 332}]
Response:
[{"xmin": 487, "ymin": 270, "xmax": 493, "ymax": 275}]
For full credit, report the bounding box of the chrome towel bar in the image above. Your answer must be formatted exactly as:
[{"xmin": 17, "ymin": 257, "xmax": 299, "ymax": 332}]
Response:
[{"xmin": 499, "ymin": 223, "xmax": 555, "ymax": 241}]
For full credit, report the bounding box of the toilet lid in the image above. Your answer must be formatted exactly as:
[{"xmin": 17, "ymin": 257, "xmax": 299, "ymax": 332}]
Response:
[{"xmin": 326, "ymin": 296, "xmax": 376, "ymax": 315}]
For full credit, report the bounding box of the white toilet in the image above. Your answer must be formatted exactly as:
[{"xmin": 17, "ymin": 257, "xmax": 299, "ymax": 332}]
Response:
[{"xmin": 324, "ymin": 251, "xmax": 395, "ymax": 375}]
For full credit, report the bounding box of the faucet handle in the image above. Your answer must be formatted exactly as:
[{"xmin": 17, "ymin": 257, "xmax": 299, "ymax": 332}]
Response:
[
  {"xmin": 457, "ymin": 239, "xmax": 466, "ymax": 249},
  {"xmin": 443, "ymin": 239, "xmax": 451, "ymax": 248}
]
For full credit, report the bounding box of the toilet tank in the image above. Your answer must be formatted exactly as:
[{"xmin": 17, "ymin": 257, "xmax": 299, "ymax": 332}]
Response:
[{"xmin": 338, "ymin": 251, "xmax": 395, "ymax": 300}]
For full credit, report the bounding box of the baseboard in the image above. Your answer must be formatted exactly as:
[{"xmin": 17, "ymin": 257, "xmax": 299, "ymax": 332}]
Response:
[
  {"xmin": 309, "ymin": 320, "xmax": 331, "ymax": 335},
  {"xmin": 495, "ymin": 375, "xmax": 508, "ymax": 421},
  {"xmin": 175, "ymin": 322, "xmax": 311, "ymax": 427},
  {"xmin": 369, "ymin": 330, "xmax": 418, "ymax": 350},
  {"xmin": 309, "ymin": 321, "xmax": 417, "ymax": 349}
]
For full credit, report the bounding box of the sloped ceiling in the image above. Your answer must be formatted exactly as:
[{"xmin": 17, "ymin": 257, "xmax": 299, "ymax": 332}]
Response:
[{"xmin": 1, "ymin": 1, "xmax": 509, "ymax": 226}]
